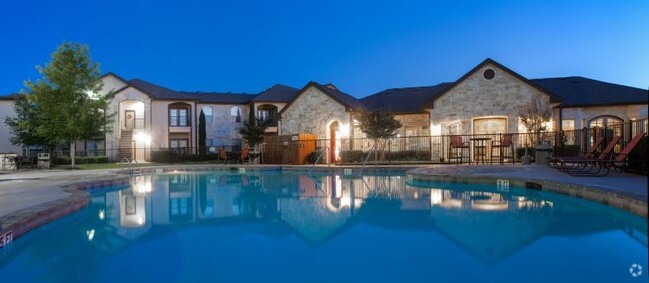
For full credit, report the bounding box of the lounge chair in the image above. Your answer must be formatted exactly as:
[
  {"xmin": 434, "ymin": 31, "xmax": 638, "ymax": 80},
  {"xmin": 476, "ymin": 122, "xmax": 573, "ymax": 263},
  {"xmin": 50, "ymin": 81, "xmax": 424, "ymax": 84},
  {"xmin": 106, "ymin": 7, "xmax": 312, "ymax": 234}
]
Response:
[
  {"xmin": 546, "ymin": 136, "xmax": 605, "ymax": 168},
  {"xmin": 595, "ymin": 133, "xmax": 646, "ymax": 174},
  {"xmin": 552, "ymin": 136, "xmax": 621, "ymax": 176}
]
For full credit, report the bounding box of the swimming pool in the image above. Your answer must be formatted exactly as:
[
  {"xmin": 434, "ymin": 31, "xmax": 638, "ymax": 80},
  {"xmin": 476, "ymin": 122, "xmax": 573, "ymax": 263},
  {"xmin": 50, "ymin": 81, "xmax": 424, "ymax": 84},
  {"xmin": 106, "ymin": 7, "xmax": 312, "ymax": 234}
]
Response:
[{"xmin": 0, "ymin": 170, "xmax": 647, "ymax": 282}]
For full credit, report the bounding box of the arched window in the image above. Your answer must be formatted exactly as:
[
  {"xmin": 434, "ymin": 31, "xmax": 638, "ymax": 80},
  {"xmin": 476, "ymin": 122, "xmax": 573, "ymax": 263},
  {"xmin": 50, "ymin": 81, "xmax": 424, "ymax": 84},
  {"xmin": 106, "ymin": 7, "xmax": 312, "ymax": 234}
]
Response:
[
  {"xmin": 231, "ymin": 107, "xmax": 241, "ymax": 123},
  {"xmin": 201, "ymin": 106, "xmax": 212, "ymax": 125},
  {"xmin": 257, "ymin": 104, "xmax": 278, "ymax": 126},
  {"xmin": 588, "ymin": 115, "xmax": 623, "ymax": 128}
]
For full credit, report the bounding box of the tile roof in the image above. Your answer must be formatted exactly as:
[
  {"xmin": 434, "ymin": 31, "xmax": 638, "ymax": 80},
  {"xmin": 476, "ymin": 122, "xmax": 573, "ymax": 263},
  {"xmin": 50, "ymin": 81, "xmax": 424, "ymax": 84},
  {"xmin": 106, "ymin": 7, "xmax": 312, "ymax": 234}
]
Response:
[
  {"xmin": 362, "ymin": 83, "xmax": 452, "ymax": 113},
  {"xmin": 531, "ymin": 76, "xmax": 648, "ymax": 107},
  {"xmin": 252, "ymin": 84, "xmax": 300, "ymax": 102}
]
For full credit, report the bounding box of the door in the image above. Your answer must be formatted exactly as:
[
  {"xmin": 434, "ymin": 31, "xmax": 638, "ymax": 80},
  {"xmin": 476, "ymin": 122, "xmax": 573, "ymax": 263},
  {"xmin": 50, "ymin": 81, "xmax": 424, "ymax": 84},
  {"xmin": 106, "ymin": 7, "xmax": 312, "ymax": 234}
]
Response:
[{"xmin": 125, "ymin": 110, "xmax": 135, "ymax": 130}]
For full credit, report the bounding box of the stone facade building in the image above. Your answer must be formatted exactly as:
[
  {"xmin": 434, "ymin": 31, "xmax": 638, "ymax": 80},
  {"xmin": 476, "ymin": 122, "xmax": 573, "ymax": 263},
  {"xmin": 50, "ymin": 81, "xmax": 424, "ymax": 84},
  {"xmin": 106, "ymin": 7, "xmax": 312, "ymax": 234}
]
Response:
[{"xmin": 0, "ymin": 58, "xmax": 646, "ymax": 163}]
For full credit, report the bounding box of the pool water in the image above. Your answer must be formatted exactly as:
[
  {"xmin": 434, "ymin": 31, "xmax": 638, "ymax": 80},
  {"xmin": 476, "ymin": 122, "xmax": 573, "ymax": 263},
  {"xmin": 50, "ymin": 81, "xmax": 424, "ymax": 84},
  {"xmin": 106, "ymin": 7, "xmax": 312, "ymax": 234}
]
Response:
[{"xmin": 0, "ymin": 171, "xmax": 647, "ymax": 282}]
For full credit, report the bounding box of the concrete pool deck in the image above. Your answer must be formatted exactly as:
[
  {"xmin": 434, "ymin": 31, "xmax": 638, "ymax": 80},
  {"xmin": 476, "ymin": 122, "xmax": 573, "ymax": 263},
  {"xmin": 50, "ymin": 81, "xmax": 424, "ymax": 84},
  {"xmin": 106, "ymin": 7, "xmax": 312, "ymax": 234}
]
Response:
[{"xmin": 0, "ymin": 164, "xmax": 647, "ymax": 245}]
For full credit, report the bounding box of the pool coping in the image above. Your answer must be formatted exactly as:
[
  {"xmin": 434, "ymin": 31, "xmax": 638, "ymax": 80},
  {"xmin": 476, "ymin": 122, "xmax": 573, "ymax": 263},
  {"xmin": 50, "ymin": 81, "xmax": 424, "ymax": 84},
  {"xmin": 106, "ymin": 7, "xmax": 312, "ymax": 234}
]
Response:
[
  {"xmin": 406, "ymin": 170, "xmax": 648, "ymax": 218},
  {"xmin": 1, "ymin": 164, "xmax": 647, "ymax": 249}
]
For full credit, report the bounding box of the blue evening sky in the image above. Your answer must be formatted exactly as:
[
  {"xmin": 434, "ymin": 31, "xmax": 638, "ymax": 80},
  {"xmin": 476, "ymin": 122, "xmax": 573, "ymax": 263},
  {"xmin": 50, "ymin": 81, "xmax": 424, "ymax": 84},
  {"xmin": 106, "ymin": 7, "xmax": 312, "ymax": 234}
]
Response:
[{"xmin": 1, "ymin": 0, "xmax": 647, "ymax": 97}]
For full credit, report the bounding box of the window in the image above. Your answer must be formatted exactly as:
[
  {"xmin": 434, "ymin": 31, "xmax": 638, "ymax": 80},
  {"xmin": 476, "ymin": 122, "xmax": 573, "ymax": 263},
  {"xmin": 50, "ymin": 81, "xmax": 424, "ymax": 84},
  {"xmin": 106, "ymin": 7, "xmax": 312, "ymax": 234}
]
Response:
[
  {"xmin": 202, "ymin": 106, "xmax": 212, "ymax": 125},
  {"xmin": 257, "ymin": 104, "xmax": 278, "ymax": 126},
  {"xmin": 86, "ymin": 139, "xmax": 105, "ymax": 156},
  {"xmin": 562, "ymin": 120, "xmax": 575, "ymax": 131},
  {"xmin": 231, "ymin": 107, "xmax": 241, "ymax": 123},
  {"xmin": 169, "ymin": 104, "xmax": 190, "ymax": 126},
  {"xmin": 170, "ymin": 138, "xmax": 189, "ymax": 153},
  {"xmin": 473, "ymin": 117, "xmax": 507, "ymax": 135}
]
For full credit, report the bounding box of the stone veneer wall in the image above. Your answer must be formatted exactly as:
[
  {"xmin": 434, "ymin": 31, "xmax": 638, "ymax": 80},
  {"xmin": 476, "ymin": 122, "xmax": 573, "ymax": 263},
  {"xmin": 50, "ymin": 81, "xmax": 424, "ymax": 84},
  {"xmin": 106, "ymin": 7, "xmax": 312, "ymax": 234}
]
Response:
[
  {"xmin": 430, "ymin": 63, "xmax": 552, "ymax": 134},
  {"xmin": 280, "ymin": 86, "xmax": 349, "ymax": 138},
  {"xmin": 197, "ymin": 103, "xmax": 248, "ymax": 147}
]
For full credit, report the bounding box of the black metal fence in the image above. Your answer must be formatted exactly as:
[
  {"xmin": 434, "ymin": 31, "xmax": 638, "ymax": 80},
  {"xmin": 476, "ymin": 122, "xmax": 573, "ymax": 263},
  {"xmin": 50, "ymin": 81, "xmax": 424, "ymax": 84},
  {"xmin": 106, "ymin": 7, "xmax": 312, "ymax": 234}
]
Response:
[{"xmin": 30, "ymin": 118, "xmax": 648, "ymax": 167}]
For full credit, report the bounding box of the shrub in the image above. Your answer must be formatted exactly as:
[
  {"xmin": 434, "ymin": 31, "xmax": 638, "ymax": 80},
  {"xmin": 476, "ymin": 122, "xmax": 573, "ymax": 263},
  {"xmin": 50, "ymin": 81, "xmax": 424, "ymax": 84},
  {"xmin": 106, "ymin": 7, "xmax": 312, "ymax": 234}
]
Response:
[
  {"xmin": 516, "ymin": 147, "xmax": 536, "ymax": 162},
  {"xmin": 53, "ymin": 156, "xmax": 110, "ymax": 165},
  {"xmin": 341, "ymin": 150, "xmax": 365, "ymax": 163},
  {"xmin": 306, "ymin": 150, "xmax": 326, "ymax": 164},
  {"xmin": 151, "ymin": 150, "xmax": 185, "ymax": 163}
]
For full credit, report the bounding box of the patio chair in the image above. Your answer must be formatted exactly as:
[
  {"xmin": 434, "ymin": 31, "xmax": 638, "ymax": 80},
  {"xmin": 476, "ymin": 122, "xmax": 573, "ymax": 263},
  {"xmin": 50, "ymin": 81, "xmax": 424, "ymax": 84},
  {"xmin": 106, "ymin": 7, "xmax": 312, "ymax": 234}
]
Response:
[
  {"xmin": 553, "ymin": 136, "xmax": 622, "ymax": 176},
  {"xmin": 218, "ymin": 148, "xmax": 229, "ymax": 164},
  {"xmin": 449, "ymin": 135, "xmax": 470, "ymax": 164},
  {"xmin": 240, "ymin": 148, "xmax": 250, "ymax": 164},
  {"xmin": 490, "ymin": 133, "xmax": 514, "ymax": 164}
]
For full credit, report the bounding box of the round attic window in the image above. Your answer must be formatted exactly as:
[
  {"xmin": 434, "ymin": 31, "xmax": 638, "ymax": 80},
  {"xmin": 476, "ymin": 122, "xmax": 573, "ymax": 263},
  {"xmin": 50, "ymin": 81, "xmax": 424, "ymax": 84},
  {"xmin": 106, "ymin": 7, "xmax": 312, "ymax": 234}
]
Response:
[{"xmin": 483, "ymin": 69, "xmax": 495, "ymax": 80}]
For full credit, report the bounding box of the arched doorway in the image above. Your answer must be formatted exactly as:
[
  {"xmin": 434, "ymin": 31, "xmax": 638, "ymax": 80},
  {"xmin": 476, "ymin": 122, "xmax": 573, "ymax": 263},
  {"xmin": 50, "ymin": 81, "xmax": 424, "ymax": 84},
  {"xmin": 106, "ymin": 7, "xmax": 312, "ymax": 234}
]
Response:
[{"xmin": 329, "ymin": 121, "xmax": 340, "ymax": 163}]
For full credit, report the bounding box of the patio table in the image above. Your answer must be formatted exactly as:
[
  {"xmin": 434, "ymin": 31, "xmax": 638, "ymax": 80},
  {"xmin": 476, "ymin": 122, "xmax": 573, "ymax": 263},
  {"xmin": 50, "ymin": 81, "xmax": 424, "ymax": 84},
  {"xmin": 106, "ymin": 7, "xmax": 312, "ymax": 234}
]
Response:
[{"xmin": 469, "ymin": 137, "xmax": 491, "ymax": 164}]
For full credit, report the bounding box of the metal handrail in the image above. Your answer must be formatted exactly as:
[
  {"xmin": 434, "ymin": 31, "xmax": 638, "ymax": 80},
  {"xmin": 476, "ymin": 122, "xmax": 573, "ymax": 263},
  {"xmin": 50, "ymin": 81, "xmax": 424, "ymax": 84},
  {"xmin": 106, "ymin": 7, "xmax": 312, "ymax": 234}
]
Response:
[
  {"xmin": 359, "ymin": 144, "xmax": 377, "ymax": 175},
  {"xmin": 308, "ymin": 146, "xmax": 330, "ymax": 175}
]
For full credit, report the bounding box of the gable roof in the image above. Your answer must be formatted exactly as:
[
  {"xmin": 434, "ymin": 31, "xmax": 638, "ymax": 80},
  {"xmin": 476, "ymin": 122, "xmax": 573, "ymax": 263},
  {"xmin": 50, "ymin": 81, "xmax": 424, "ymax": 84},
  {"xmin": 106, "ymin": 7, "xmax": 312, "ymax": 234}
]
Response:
[
  {"xmin": 112, "ymin": 78, "xmax": 256, "ymax": 104},
  {"xmin": 362, "ymin": 83, "xmax": 452, "ymax": 113},
  {"xmin": 252, "ymin": 84, "xmax": 300, "ymax": 103},
  {"xmin": 531, "ymin": 76, "xmax": 648, "ymax": 107},
  {"xmin": 423, "ymin": 58, "xmax": 563, "ymax": 108},
  {"xmin": 278, "ymin": 81, "xmax": 364, "ymax": 116}
]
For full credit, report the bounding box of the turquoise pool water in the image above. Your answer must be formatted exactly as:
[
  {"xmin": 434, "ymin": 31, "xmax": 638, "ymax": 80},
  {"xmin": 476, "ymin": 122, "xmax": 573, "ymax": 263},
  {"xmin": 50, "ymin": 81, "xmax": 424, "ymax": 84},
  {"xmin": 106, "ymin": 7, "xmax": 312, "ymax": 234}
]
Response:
[{"xmin": 0, "ymin": 170, "xmax": 647, "ymax": 282}]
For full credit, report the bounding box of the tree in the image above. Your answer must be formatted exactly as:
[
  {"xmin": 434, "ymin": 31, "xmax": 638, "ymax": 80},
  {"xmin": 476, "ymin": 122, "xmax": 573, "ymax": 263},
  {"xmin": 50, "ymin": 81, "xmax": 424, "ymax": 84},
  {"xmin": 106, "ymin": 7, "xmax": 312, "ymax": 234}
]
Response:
[
  {"xmin": 517, "ymin": 94, "xmax": 552, "ymax": 146},
  {"xmin": 15, "ymin": 42, "xmax": 114, "ymax": 168},
  {"xmin": 198, "ymin": 110, "xmax": 206, "ymax": 157},
  {"xmin": 238, "ymin": 106, "xmax": 269, "ymax": 150},
  {"xmin": 4, "ymin": 94, "xmax": 50, "ymax": 149},
  {"xmin": 356, "ymin": 109, "xmax": 402, "ymax": 160}
]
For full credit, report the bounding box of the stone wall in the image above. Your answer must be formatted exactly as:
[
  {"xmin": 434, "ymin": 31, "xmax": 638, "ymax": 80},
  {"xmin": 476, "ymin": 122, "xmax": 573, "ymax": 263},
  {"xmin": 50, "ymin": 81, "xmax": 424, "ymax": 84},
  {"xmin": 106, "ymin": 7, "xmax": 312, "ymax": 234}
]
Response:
[
  {"xmin": 280, "ymin": 86, "xmax": 350, "ymax": 138},
  {"xmin": 197, "ymin": 103, "xmax": 248, "ymax": 147},
  {"xmin": 430, "ymin": 63, "xmax": 552, "ymax": 134}
]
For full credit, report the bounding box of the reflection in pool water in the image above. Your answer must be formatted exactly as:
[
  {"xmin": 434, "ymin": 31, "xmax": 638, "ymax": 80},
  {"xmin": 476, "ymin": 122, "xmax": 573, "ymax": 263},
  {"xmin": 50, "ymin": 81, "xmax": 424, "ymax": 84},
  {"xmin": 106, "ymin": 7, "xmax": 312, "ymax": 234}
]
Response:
[{"xmin": 0, "ymin": 171, "xmax": 647, "ymax": 283}]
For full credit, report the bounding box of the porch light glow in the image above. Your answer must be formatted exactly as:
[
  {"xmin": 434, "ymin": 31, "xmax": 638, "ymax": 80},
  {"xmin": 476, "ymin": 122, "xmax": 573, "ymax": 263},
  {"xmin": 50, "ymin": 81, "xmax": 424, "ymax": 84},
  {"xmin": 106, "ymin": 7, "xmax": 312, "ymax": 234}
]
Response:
[
  {"xmin": 431, "ymin": 124, "xmax": 441, "ymax": 136},
  {"xmin": 339, "ymin": 124, "xmax": 350, "ymax": 137},
  {"xmin": 133, "ymin": 101, "xmax": 145, "ymax": 113},
  {"xmin": 135, "ymin": 132, "xmax": 151, "ymax": 145}
]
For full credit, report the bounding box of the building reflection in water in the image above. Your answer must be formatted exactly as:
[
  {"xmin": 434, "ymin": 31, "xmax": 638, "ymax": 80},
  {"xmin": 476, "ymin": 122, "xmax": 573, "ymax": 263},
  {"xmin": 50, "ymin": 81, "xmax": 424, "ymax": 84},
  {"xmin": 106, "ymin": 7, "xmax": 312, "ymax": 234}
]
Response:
[{"xmin": 92, "ymin": 172, "xmax": 645, "ymax": 263}]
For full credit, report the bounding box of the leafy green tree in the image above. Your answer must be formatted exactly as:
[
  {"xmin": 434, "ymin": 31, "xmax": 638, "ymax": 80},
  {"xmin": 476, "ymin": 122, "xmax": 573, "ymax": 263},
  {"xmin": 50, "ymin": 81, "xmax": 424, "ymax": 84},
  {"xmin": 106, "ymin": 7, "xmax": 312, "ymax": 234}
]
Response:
[
  {"xmin": 357, "ymin": 109, "xmax": 402, "ymax": 160},
  {"xmin": 238, "ymin": 106, "xmax": 269, "ymax": 150},
  {"xmin": 18, "ymin": 42, "xmax": 114, "ymax": 168},
  {"xmin": 198, "ymin": 110, "xmax": 206, "ymax": 157},
  {"xmin": 4, "ymin": 94, "xmax": 50, "ymax": 148}
]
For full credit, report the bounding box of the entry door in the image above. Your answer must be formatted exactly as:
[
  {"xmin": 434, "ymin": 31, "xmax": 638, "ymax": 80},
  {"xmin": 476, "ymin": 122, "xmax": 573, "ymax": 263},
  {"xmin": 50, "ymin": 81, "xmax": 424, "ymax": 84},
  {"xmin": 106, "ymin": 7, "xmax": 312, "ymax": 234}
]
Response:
[{"xmin": 125, "ymin": 110, "xmax": 135, "ymax": 130}]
